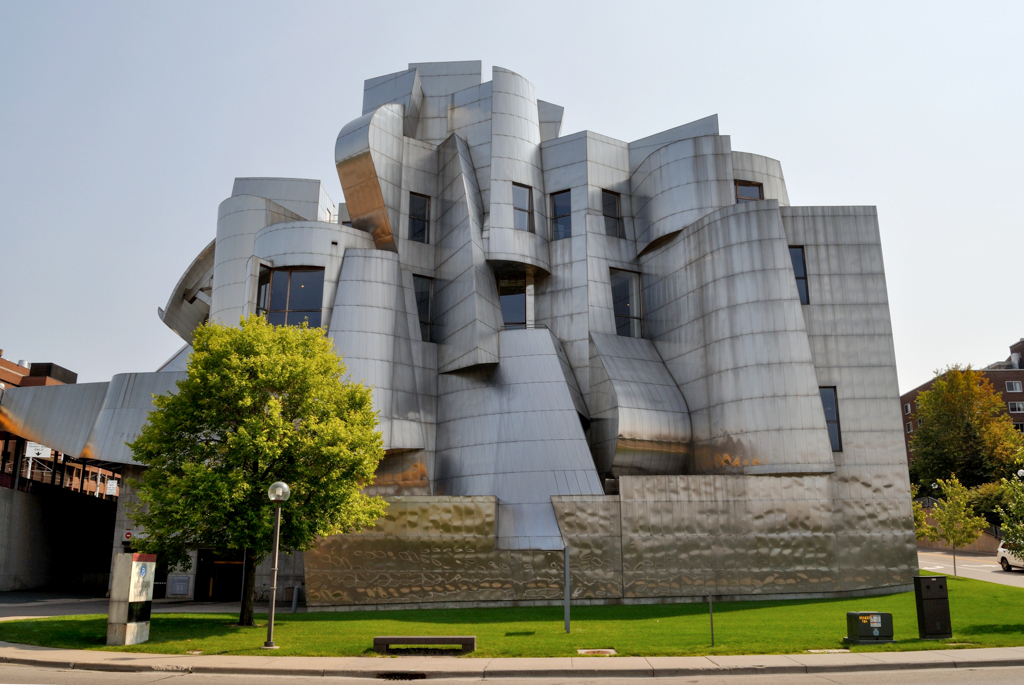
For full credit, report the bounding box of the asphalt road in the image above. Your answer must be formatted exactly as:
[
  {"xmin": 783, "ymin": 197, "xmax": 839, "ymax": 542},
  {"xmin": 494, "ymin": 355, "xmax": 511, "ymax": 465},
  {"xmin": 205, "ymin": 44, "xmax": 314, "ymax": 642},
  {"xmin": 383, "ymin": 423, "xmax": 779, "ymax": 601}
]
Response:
[
  {"xmin": 917, "ymin": 549, "xmax": 1024, "ymax": 588},
  {"xmin": 0, "ymin": 663, "xmax": 1022, "ymax": 684}
]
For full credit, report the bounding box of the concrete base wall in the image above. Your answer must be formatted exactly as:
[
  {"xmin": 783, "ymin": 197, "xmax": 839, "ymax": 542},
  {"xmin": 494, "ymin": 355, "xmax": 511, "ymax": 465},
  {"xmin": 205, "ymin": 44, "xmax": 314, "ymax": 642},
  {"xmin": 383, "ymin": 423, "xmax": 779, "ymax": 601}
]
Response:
[{"xmin": 0, "ymin": 487, "xmax": 51, "ymax": 591}]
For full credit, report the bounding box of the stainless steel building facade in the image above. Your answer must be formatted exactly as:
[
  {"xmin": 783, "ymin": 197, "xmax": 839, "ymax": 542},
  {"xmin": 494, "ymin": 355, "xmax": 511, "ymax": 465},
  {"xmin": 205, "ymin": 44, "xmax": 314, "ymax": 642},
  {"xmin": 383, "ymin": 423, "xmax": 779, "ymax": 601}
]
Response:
[{"xmin": 0, "ymin": 61, "xmax": 918, "ymax": 607}]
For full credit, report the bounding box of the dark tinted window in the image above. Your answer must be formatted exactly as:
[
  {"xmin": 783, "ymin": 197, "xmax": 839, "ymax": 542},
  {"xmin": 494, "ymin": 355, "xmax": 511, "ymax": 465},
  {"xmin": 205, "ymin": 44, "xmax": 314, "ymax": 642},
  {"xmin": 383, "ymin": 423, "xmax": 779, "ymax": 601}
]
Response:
[
  {"xmin": 512, "ymin": 183, "xmax": 533, "ymax": 232},
  {"xmin": 409, "ymin": 193, "xmax": 430, "ymax": 243},
  {"xmin": 259, "ymin": 267, "xmax": 325, "ymax": 328},
  {"xmin": 789, "ymin": 246, "xmax": 809, "ymax": 305},
  {"xmin": 498, "ymin": 268, "xmax": 527, "ymax": 329},
  {"xmin": 602, "ymin": 190, "xmax": 623, "ymax": 238},
  {"xmin": 413, "ymin": 275, "xmax": 433, "ymax": 342},
  {"xmin": 735, "ymin": 180, "xmax": 763, "ymax": 202},
  {"xmin": 820, "ymin": 387, "xmax": 842, "ymax": 452},
  {"xmin": 610, "ymin": 269, "xmax": 641, "ymax": 338},
  {"xmin": 551, "ymin": 190, "xmax": 571, "ymax": 240}
]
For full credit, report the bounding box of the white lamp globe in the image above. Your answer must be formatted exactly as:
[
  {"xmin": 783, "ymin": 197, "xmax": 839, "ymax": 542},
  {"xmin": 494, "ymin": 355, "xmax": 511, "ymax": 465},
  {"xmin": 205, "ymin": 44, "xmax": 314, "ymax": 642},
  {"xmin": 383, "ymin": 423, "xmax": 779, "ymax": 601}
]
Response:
[{"xmin": 268, "ymin": 481, "xmax": 291, "ymax": 502}]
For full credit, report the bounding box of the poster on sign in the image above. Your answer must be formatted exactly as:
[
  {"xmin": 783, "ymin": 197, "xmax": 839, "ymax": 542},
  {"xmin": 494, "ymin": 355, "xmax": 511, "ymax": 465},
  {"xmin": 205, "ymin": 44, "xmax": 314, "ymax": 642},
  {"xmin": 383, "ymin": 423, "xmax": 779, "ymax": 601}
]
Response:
[
  {"xmin": 26, "ymin": 442, "xmax": 51, "ymax": 459},
  {"xmin": 106, "ymin": 479, "xmax": 119, "ymax": 496}
]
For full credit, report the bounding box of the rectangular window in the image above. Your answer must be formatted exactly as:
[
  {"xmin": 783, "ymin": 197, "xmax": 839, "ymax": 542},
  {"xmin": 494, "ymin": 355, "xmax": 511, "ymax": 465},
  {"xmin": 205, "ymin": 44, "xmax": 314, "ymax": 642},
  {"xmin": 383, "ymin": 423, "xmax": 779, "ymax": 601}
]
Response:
[
  {"xmin": 735, "ymin": 180, "xmax": 763, "ymax": 202},
  {"xmin": 610, "ymin": 269, "xmax": 642, "ymax": 338},
  {"xmin": 409, "ymin": 193, "xmax": 430, "ymax": 243},
  {"xmin": 259, "ymin": 267, "xmax": 325, "ymax": 328},
  {"xmin": 1007, "ymin": 381, "xmax": 1023, "ymax": 393},
  {"xmin": 497, "ymin": 267, "xmax": 527, "ymax": 329},
  {"xmin": 550, "ymin": 190, "xmax": 571, "ymax": 241},
  {"xmin": 906, "ymin": 422, "xmax": 913, "ymax": 434},
  {"xmin": 789, "ymin": 246, "xmax": 809, "ymax": 305},
  {"xmin": 412, "ymin": 275, "xmax": 433, "ymax": 342},
  {"xmin": 602, "ymin": 190, "xmax": 624, "ymax": 238},
  {"xmin": 820, "ymin": 387, "xmax": 842, "ymax": 452},
  {"xmin": 1009, "ymin": 402, "xmax": 1024, "ymax": 413},
  {"xmin": 1015, "ymin": 423, "xmax": 1024, "ymax": 432},
  {"xmin": 903, "ymin": 402, "xmax": 911, "ymax": 415},
  {"xmin": 917, "ymin": 417, "xmax": 924, "ymax": 427},
  {"xmin": 512, "ymin": 183, "xmax": 533, "ymax": 232}
]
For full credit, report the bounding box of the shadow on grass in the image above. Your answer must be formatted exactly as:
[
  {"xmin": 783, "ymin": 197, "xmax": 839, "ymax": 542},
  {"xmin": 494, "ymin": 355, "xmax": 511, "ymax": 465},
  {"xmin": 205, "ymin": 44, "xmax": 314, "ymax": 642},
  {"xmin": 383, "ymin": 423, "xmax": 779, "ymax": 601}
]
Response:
[{"xmin": 959, "ymin": 624, "xmax": 1024, "ymax": 636}]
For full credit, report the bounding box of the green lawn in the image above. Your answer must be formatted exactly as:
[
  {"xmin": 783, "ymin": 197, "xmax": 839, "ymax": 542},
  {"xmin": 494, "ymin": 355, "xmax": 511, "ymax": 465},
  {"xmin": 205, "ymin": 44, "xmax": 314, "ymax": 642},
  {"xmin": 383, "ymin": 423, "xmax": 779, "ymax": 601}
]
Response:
[{"xmin": 2, "ymin": 575, "xmax": 1022, "ymax": 658}]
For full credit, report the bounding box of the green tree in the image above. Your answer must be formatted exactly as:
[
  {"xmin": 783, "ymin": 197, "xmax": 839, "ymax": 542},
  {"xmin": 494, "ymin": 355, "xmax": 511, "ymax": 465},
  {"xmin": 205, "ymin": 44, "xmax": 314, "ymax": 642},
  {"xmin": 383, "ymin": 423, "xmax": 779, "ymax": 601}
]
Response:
[
  {"xmin": 968, "ymin": 481, "xmax": 1009, "ymax": 527},
  {"xmin": 127, "ymin": 315, "xmax": 386, "ymax": 626},
  {"xmin": 930, "ymin": 475, "xmax": 989, "ymax": 578},
  {"xmin": 996, "ymin": 460, "xmax": 1024, "ymax": 561},
  {"xmin": 911, "ymin": 484, "xmax": 936, "ymax": 542},
  {"xmin": 909, "ymin": 365, "xmax": 1022, "ymax": 489}
]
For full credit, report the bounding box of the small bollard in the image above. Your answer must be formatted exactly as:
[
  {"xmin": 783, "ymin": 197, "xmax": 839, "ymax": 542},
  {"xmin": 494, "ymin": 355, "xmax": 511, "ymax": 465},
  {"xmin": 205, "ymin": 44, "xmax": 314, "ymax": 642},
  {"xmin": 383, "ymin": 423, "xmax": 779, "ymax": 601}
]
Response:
[{"xmin": 291, "ymin": 585, "xmax": 301, "ymax": 613}]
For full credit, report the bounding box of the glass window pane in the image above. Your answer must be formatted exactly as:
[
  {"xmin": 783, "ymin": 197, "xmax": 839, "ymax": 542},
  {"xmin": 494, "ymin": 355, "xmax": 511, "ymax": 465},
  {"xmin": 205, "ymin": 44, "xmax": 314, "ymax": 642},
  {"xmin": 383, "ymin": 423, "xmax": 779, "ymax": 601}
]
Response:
[
  {"xmin": 789, "ymin": 247, "xmax": 806, "ymax": 278},
  {"xmin": 409, "ymin": 218, "xmax": 428, "ymax": 243},
  {"xmin": 269, "ymin": 270, "xmax": 289, "ymax": 311},
  {"xmin": 413, "ymin": 275, "xmax": 432, "ymax": 341},
  {"xmin": 552, "ymin": 215, "xmax": 572, "ymax": 241},
  {"xmin": 512, "ymin": 184, "xmax": 531, "ymax": 211},
  {"xmin": 602, "ymin": 191, "xmax": 619, "ymax": 218},
  {"xmin": 795, "ymin": 279, "xmax": 809, "ymax": 305},
  {"xmin": 257, "ymin": 266, "xmax": 272, "ymax": 313},
  {"xmin": 514, "ymin": 208, "xmax": 530, "ymax": 232},
  {"xmin": 604, "ymin": 215, "xmax": 621, "ymax": 238},
  {"xmin": 610, "ymin": 270, "xmax": 633, "ymax": 320},
  {"xmin": 409, "ymin": 193, "xmax": 430, "ymax": 221},
  {"xmin": 287, "ymin": 311, "xmax": 321, "ymax": 328},
  {"xmin": 551, "ymin": 190, "xmax": 571, "ymax": 218},
  {"xmin": 287, "ymin": 269, "xmax": 324, "ymax": 311},
  {"xmin": 736, "ymin": 183, "xmax": 763, "ymax": 201},
  {"xmin": 498, "ymin": 271, "xmax": 527, "ymax": 327},
  {"xmin": 819, "ymin": 387, "xmax": 838, "ymax": 422},
  {"xmin": 267, "ymin": 311, "xmax": 286, "ymax": 326},
  {"xmin": 826, "ymin": 423, "xmax": 842, "ymax": 452}
]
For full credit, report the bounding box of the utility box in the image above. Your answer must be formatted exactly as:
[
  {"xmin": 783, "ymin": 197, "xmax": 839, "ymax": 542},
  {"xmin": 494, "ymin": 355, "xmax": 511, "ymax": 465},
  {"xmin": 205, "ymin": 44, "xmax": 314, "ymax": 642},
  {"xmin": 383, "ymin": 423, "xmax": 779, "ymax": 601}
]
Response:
[
  {"xmin": 844, "ymin": 612, "xmax": 894, "ymax": 644},
  {"xmin": 107, "ymin": 553, "xmax": 156, "ymax": 646},
  {"xmin": 914, "ymin": 575, "xmax": 952, "ymax": 639}
]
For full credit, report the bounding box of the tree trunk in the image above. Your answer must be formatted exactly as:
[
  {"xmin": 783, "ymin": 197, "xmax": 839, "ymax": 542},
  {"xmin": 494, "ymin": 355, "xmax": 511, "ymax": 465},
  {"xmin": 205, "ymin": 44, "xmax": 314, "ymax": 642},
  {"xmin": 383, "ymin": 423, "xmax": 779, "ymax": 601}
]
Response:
[{"xmin": 239, "ymin": 549, "xmax": 257, "ymax": 626}]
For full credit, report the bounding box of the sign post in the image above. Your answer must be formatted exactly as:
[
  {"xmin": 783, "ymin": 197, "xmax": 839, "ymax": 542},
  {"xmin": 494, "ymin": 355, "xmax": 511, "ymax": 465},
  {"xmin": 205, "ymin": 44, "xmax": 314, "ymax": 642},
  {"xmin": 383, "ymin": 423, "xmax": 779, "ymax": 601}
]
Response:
[{"xmin": 107, "ymin": 553, "xmax": 156, "ymax": 645}]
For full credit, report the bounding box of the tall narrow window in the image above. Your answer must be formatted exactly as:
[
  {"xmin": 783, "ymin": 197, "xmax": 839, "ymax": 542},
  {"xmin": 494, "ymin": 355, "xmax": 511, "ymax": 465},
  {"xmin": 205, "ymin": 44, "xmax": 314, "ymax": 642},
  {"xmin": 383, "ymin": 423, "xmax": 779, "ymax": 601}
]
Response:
[
  {"xmin": 789, "ymin": 246, "xmax": 809, "ymax": 304},
  {"xmin": 256, "ymin": 267, "xmax": 325, "ymax": 327},
  {"xmin": 735, "ymin": 180, "xmax": 763, "ymax": 202},
  {"xmin": 550, "ymin": 190, "xmax": 571, "ymax": 240},
  {"xmin": 497, "ymin": 267, "xmax": 527, "ymax": 329},
  {"xmin": 512, "ymin": 183, "xmax": 533, "ymax": 232},
  {"xmin": 412, "ymin": 275, "xmax": 433, "ymax": 342},
  {"xmin": 602, "ymin": 190, "xmax": 624, "ymax": 238},
  {"xmin": 409, "ymin": 193, "xmax": 430, "ymax": 243},
  {"xmin": 610, "ymin": 269, "xmax": 641, "ymax": 338},
  {"xmin": 820, "ymin": 387, "xmax": 842, "ymax": 452}
]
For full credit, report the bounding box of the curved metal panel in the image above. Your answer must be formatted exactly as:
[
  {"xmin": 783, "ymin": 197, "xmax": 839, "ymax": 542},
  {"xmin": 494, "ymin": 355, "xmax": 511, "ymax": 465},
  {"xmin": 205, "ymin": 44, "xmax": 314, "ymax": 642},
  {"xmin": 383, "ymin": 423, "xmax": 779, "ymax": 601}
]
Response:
[
  {"xmin": 159, "ymin": 239, "xmax": 215, "ymax": 344},
  {"xmin": 84, "ymin": 372, "xmax": 187, "ymax": 464},
  {"xmin": 0, "ymin": 382, "xmax": 109, "ymax": 458},
  {"xmin": 334, "ymin": 104, "xmax": 405, "ymax": 252},
  {"xmin": 630, "ymin": 135, "xmax": 734, "ymax": 254},
  {"xmin": 434, "ymin": 329, "xmax": 603, "ymax": 550},
  {"xmin": 732, "ymin": 151, "xmax": 790, "ymax": 206},
  {"xmin": 588, "ymin": 333, "xmax": 692, "ymax": 477},
  {"xmin": 640, "ymin": 201, "xmax": 836, "ymax": 476}
]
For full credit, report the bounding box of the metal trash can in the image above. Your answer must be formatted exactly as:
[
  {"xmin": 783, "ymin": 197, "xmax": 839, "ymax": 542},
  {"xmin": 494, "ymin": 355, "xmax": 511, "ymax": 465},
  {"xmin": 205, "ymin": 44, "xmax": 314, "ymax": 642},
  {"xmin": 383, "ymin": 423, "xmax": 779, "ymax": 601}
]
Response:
[
  {"xmin": 844, "ymin": 611, "xmax": 894, "ymax": 644},
  {"xmin": 914, "ymin": 575, "xmax": 952, "ymax": 639}
]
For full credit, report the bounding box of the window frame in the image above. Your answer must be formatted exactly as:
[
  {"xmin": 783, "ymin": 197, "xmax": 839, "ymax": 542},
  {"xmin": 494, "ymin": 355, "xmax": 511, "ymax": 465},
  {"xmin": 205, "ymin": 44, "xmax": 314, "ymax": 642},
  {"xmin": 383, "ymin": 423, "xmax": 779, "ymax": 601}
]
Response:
[
  {"xmin": 1009, "ymin": 402, "xmax": 1024, "ymax": 413},
  {"xmin": 735, "ymin": 179, "xmax": 764, "ymax": 203},
  {"xmin": 496, "ymin": 267, "xmax": 528, "ymax": 329},
  {"xmin": 408, "ymin": 192, "xmax": 431, "ymax": 244},
  {"xmin": 906, "ymin": 422, "xmax": 913, "ymax": 434},
  {"xmin": 412, "ymin": 274, "xmax": 433, "ymax": 342},
  {"xmin": 789, "ymin": 246, "xmax": 809, "ymax": 305},
  {"xmin": 601, "ymin": 189, "xmax": 624, "ymax": 239},
  {"xmin": 904, "ymin": 403, "xmax": 911, "ymax": 415},
  {"xmin": 256, "ymin": 266, "xmax": 326, "ymax": 328},
  {"xmin": 512, "ymin": 183, "xmax": 534, "ymax": 233},
  {"xmin": 1006, "ymin": 380, "xmax": 1023, "ymax": 393},
  {"xmin": 609, "ymin": 268, "xmax": 642, "ymax": 338},
  {"xmin": 550, "ymin": 189, "xmax": 572, "ymax": 241},
  {"xmin": 819, "ymin": 386, "xmax": 843, "ymax": 452}
]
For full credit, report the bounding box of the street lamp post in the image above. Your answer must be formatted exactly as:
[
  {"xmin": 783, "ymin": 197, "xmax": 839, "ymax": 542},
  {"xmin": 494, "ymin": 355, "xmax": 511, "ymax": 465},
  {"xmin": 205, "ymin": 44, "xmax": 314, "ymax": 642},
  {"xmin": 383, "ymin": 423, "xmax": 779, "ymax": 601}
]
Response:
[{"xmin": 263, "ymin": 481, "xmax": 290, "ymax": 650}]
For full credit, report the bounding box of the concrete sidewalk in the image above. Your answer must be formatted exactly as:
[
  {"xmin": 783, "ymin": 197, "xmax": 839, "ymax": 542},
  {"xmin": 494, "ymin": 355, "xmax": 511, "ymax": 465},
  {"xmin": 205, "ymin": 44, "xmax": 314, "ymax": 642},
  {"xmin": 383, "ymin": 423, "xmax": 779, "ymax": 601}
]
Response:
[{"xmin": 2, "ymin": 641, "xmax": 1024, "ymax": 679}]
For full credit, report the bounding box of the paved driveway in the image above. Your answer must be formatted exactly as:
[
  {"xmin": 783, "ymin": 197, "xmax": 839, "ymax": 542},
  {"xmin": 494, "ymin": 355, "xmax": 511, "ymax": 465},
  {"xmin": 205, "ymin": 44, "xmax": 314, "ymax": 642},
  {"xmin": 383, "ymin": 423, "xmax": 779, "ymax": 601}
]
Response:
[
  {"xmin": 917, "ymin": 549, "xmax": 1024, "ymax": 588},
  {"xmin": 0, "ymin": 591, "xmax": 294, "ymax": 621}
]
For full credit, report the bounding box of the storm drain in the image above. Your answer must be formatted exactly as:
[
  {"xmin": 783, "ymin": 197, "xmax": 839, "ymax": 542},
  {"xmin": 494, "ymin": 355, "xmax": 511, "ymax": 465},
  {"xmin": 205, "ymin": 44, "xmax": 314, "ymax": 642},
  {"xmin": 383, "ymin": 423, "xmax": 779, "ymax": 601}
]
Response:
[
  {"xmin": 577, "ymin": 649, "xmax": 617, "ymax": 656},
  {"xmin": 377, "ymin": 673, "xmax": 427, "ymax": 681}
]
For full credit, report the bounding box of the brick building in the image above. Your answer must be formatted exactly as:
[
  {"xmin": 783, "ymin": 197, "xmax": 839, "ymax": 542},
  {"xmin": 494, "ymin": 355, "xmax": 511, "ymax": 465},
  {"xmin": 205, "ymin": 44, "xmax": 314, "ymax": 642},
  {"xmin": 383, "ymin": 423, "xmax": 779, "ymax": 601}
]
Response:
[{"xmin": 900, "ymin": 338, "xmax": 1024, "ymax": 462}]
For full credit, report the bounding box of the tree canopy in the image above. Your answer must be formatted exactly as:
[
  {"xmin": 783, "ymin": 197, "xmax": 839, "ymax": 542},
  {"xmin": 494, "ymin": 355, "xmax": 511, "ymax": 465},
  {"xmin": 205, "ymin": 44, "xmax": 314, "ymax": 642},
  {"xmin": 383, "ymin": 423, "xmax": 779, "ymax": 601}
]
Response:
[
  {"xmin": 127, "ymin": 315, "xmax": 386, "ymax": 625},
  {"xmin": 908, "ymin": 365, "xmax": 1022, "ymax": 489},
  {"xmin": 927, "ymin": 475, "xmax": 989, "ymax": 577}
]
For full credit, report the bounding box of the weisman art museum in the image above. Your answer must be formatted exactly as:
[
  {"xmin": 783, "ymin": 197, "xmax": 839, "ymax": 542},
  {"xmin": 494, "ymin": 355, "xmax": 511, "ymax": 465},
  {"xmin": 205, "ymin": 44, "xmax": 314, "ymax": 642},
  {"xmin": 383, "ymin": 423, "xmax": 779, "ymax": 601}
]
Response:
[{"xmin": 0, "ymin": 61, "xmax": 919, "ymax": 608}]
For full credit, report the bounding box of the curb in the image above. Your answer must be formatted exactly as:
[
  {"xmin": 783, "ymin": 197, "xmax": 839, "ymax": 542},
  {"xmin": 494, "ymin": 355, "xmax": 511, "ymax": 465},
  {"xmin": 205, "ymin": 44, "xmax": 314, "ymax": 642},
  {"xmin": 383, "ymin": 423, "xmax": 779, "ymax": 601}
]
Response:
[{"xmin": 4, "ymin": 654, "xmax": 1024, "ymax": 678}]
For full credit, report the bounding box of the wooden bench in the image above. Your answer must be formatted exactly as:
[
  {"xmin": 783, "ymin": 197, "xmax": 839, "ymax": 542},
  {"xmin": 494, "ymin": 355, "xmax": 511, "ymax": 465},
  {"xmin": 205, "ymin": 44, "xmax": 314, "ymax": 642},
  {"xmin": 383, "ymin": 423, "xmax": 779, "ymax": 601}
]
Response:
[{"xmin": 373, "ymin": 635, "xmax": 476, "ymax": 654}]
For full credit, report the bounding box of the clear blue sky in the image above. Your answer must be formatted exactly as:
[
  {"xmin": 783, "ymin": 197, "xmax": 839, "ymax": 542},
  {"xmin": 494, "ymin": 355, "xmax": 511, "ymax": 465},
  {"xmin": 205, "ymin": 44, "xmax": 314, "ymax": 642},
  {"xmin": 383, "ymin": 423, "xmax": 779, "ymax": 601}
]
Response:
[{"xmin": 1, "ymin": 1, "xmax": 1021, "ymax": 393}]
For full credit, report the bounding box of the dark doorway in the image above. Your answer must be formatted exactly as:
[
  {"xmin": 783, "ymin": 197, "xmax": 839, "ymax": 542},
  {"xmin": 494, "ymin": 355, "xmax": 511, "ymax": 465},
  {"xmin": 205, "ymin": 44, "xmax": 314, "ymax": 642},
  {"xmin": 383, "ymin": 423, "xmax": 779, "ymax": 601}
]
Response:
[{"xmin": 193, "ymin": 549, "xmax": 244, "ymax": 601}]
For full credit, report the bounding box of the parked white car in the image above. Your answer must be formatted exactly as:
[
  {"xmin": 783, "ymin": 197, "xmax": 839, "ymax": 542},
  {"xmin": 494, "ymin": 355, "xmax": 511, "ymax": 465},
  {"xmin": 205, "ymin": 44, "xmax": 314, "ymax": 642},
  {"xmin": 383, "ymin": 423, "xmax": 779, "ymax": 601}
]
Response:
[{"xmin": 997, "ymin": 542, "xmax": 1024, "ymax": 571}]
